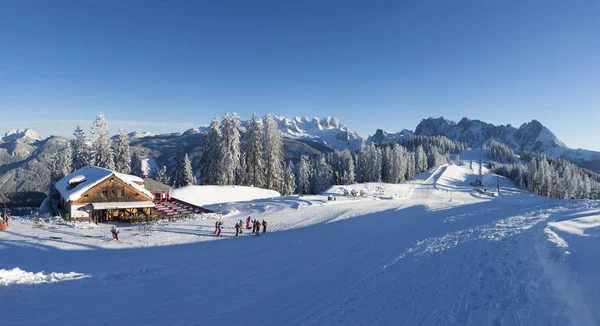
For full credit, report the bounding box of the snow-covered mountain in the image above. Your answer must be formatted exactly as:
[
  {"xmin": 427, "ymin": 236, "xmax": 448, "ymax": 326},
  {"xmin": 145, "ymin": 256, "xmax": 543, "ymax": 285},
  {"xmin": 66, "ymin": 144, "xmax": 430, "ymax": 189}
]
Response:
[
  {"xmin": 366, "ymin": 129, "xmax": 414, "ymax": 145},
  {"xmin": 272, "ymin": 116, "xmax": 364, "ymax": 151},
  {"xmin": 414, "ymin": 117, "xmax": 600, "ymax": 169},
  {"xmin": 2, "ymin": 128, "xmax": 42, "ymax": 143},
  {"xmin": 127, "ymin": 131, "xmax": 156, "ymax": 139}
]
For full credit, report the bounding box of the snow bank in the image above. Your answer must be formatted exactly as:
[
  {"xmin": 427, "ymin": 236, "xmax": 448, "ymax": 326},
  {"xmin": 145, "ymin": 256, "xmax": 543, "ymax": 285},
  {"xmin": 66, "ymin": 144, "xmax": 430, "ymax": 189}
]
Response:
[
  {"xmin": 0, "ymin": 268, "xmax": 90, "ymax": 286},
  {"xmin": 172, "ymin": 185, "xmax": 280, "ymax": 207}
]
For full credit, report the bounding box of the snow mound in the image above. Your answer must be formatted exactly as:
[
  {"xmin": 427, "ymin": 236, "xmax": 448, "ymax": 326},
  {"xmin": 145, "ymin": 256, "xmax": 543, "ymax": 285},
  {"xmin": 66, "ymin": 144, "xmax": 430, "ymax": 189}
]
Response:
[
  {"xmin": 172, "ymin": 185, "xmax": 280, "ymax": 208},
  {"xmin": 0, "ymin": 268, "xmax": 90, "ymax": 286}
]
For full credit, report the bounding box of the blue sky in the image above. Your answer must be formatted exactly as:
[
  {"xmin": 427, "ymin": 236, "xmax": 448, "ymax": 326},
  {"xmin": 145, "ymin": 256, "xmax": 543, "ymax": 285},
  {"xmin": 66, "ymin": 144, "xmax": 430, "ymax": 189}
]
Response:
[{"xmin": 1, "ymin": 0, "xmax": 599, "ymax": 150}]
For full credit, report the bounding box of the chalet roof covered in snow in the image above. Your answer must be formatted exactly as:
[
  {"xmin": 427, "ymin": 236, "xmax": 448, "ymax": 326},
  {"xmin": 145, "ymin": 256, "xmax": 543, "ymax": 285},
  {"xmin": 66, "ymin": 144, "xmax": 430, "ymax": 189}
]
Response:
[{"xmin": 56, "ymin": 166, "xmax": 153, "ymax": 202}]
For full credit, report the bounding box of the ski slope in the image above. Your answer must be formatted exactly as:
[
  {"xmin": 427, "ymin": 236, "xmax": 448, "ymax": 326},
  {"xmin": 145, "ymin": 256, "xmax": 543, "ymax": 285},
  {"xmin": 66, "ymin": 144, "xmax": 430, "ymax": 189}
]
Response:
[{"xmin": 1, "ymin": 150, "xmax": 599, "ymax": 325}]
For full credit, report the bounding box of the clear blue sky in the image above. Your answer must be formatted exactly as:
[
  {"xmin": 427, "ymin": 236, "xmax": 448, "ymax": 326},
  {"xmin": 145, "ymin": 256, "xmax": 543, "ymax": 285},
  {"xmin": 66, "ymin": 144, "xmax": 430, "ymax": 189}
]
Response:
[{"xmin": 1, "ymin": 0, "xmax": 599, "ymax": 150}]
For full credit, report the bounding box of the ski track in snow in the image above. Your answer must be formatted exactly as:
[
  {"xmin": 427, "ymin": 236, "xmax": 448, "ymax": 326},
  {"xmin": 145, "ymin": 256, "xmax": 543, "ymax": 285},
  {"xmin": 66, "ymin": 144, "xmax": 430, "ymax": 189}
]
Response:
[{"xmin": 1, "ymin": 150, "xmax": 599, "ymax": 325}]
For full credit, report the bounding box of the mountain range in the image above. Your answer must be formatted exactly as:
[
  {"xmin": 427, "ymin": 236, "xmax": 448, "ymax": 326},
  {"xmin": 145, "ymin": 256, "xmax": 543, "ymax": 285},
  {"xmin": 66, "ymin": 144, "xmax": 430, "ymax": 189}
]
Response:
[{"xmin": 1, "ymin": 115, "xmax": 599, "ymax": 206}]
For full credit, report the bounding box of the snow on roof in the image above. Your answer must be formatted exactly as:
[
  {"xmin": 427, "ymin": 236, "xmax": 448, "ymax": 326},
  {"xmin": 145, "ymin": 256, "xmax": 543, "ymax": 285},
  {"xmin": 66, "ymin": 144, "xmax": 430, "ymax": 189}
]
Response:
[
  {"xmin": 56, "ymin": 166, "xmax": 153, "ymax": 202},
  {"xmin": 172, "ymin": 185, "xmax": 280, "ymax": 207}
]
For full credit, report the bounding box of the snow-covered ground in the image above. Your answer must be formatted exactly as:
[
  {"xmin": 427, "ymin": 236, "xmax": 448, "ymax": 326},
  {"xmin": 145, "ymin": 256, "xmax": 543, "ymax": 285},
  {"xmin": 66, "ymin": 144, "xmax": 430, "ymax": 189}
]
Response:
[{"xmin": 1, "ymin": 150, "xmax": 599, "ymax": 325}]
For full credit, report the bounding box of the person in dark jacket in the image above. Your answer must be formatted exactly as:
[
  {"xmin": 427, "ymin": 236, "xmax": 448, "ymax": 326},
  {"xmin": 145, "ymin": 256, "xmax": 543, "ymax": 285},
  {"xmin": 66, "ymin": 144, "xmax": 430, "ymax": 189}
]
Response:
[
  {"xmin": 214, "ymin": 220, "xmax": 219, "ymax": 234},
  {"xmin": 216, "ymin": 221, "xmax": 223, "ymax": 237},
  {"xmin": 252, "ymin": 219, "xmax": 257, "ymax": 234},
  {"xmin": 262, "ymin": 220, "xmax": 267, "ymax": 234},
  {"xmin": 235, "ymin": 223, "xmax": 240, "ymax": 237}
]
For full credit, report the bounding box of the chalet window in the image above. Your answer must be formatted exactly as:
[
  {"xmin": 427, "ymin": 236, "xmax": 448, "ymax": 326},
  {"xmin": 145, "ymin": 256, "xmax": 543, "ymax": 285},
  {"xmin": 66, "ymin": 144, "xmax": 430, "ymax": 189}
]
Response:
[
  {"xmin": 117, "ymin": 189, "xmax": 124, "ymax": 197},
  {"xmin": 101, "ymin": 189, "xmax": 108, "ymax": 198}
]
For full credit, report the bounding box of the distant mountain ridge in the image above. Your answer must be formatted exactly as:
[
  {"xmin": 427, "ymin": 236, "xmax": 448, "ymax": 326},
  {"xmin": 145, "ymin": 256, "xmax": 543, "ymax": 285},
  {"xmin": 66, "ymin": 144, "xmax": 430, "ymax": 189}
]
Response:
[
  {"xmin": 2, "ymin": 114, "xmax": 600, "ymax": 206},
  {"xmin": 413, "ymin": 117, "xmax": 600, "ymax": 169}
]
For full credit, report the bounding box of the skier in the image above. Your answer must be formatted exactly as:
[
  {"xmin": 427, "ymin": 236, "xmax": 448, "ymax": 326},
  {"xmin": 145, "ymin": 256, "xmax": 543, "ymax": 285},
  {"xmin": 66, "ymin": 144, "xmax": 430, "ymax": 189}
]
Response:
[
  {"xmin": 214, "ymin": 220, "xmax": 220, "ymax": 234},
  {"xmin": 252, "ymin": 219, "xmax": 257, "ymax": 234},
  {"xmin": 216, "ymin": 221, "xmax": 223, "ymax": 237},
  {"xmin": 111, "ymin": 225, "xmax": 119, "ymax": 241},
  {"xmin": 235, "ymin": 223, "xmax": 240, "ymax": 237},
  {"xmin": 239, "ymin": 219, "xmax": 244, "ymax": 233},
  {"xmin": 246, "ymin": 216, "xmax": 251, "ymax": 229},
  {"xmin": 255, "ymin": 221, "xmax": 260, "ymax": 236},
  {"xmin": 262, "ymin": 220, "xmax": 268, "ymax": 234},
  {"xmin": 0, "ymin": 216, "xmax": 5, "ymax": 231}
]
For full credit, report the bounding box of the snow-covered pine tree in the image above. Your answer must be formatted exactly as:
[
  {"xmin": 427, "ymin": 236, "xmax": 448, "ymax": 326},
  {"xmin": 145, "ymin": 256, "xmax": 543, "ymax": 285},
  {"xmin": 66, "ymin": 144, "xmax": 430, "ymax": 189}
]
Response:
[
  {"xmin": 328, "ymin": 150, "xmax": 355, "ymax": 185},
  {"xmin": 389, "ymin": 144, "xmax": 407, "ymax": 183},
  {"xmin": 90, "ymin": 112, "xmax": 115, "ymax": 170},
  {"xmin": 71, "ymin": 125, "xmax": 89, "ymax": 171},
  {"xmin": 381, "ymin": 146, "xmax": 392, "ymax": 183},
  {"xmin": 130, "ymin": 152, "xmax": 144, "ymax": 177},
  {"xmin": 49, "ymin": 144, "xmax": 72, "ymax": 195},
  {"xmin": 355, "ymin": 145, "xmax": 368, "ymax": 183},
  {"xmin": 415, "ymin": 145, "xmax": 428, "ymax": 173},
  {"xmin": 313, "ymin": 155, "xmax": 333, "ymax": 194},
  {"xmin": 263, "ymin": 113, "xmax": 284, "ymax": 192},
  {"xmin": 244, "ymin": 113, "xmax": 265, "ymax": 188},
  {"xmin": 283, "ymin": 161, "xmax": 296, "ymax": 195},
  {"xmin": 170, "ymin": 142, "xmax": 188, "ymax": 188},
  {"xmin": 156, "ymin": 166, "xmax": 169, "ymax": 184},
  {"xmin": 221, "ymin": 113, "xmax": 242, "ymax": 185},
  {"xmin": 62, "ymin": 142, "xmax": 72, "ymax": 176},
  {"xmin": 182, "ymin": 153, "xmax": 195, "ymax": 187},
  {"xmin": 115, "ymin": 125, "xmax": 132, "ymax": 174},
  {"xmin": 406, "ymin": 152, "xmax": 416, "ymax": 180},
  {"xmin": 200, "ymin": 116, "xmax": 223, "ymax": 185},
  {"xmin": 296, "ymin": 155, "xmax": 312, "ymax": 195}
]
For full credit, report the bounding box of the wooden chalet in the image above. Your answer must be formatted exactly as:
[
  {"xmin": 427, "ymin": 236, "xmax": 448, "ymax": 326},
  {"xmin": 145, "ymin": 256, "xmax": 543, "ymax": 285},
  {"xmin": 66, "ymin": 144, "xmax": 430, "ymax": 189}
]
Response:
[{"xmin": 55, "ymin": 166, "xmax": 155, "ymax": 222}]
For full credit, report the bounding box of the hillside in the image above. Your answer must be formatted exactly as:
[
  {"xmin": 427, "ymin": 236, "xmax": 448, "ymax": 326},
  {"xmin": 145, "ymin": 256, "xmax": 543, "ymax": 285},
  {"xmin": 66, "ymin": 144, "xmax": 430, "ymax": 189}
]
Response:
[
  {"xmin": 2, "ymin": 152, "xmax": 599, "ymax": 325},
  {"xmin": 2, "ymin": 114, "xmax": 600, "ymax": 206},
  {"xmin": 413, "ymin": 117, "xmax": 600, "ymax": 172}
]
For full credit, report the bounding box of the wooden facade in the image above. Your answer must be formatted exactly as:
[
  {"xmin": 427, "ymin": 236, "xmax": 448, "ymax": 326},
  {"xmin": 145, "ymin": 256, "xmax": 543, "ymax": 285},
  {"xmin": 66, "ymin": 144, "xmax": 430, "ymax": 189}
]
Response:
[
  {"xmin": 72, "ymin": 176, "xmax": 149, "ymax": 205},
  {"xmin": 67, "ymin": 174, "xmax": 154, "ymax": 222}
]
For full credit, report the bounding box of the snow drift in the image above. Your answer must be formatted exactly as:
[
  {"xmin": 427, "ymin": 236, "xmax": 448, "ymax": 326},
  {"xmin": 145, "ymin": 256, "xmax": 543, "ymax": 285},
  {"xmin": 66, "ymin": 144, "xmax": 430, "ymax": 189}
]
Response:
[{"xmin": 0, "ymin": 268, "xmax": 90, "ymax": 286}]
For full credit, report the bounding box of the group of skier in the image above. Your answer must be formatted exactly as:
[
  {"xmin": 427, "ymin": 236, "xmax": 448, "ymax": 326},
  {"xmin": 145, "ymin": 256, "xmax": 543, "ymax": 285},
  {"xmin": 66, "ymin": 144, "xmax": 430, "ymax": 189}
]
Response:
[{"xmin": 215, "ymin": 216, "xmax": 267, "ymax": 237}]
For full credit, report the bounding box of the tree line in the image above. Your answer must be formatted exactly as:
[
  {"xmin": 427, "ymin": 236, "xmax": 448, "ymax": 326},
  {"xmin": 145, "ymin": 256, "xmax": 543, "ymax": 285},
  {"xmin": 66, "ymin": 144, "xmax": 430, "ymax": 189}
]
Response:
[
  {"xmin": 50, "ymin": 112, "xmax": 464, "ymax": 196},
  {"xmin": 488, "ymin": 140, "xmax": 600, "ymax": 199}
]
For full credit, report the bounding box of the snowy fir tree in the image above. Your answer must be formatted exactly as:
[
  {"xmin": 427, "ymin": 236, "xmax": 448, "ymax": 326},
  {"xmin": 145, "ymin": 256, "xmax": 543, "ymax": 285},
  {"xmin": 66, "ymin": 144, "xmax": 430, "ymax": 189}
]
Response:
[
  {"xmin": 71, "ymin": 125, "xmax": 89, "ymax": 171},
  {"xmin": 156, "ymin": 165, "xmax": 169, "ymax": 184},
  {"xmin": 49, "ymin": 144, "xmax": 72, "ymax": 195},
  {"xmin": 415, "ymin": 145, "xmax": 428, "ymax": 173},
  {"xmin": 263, "ymin": 113, "xmax": 284, "ymax": 192},
  {"xmin": 200, "ymin": 116, "xmax": 223, "ymax": 185},
  {"xmin": 296, "ymin": 155, "xmax": 312, "ymax": 195},
  {"xmin": 182, "ymin": 154, "xmax": 195, "ymax": 186},
  {"xmin": 90, "ymin": 112, "xmax": 115, "ymax": 170},
  {"xmin": 282, "ymin": 161, "xmax": 296, "ymax": 195},
  {"xmin": 130, "ymin": 152, "xmax": 144, "ymax": 178},
  {"xmin": 115, "ymin": 125, "xmax": 132, "ymax": 174},
  {"xmin": 244, "ymin": 113, "xmax": 265, "ymax": 188},
  {"xmin": 328, "ymin": 149, "xmax": 355, "ymax": 185},
  {"xmin": 313, "ymin": 155, "xmax": 334, "ymax": 194},
  {"xmin": 221, "ymin": 113, "xmax": 242, "ymax": 185},
  {"xmin": 170, "ymin": 142, "xmax": 195, "ymax": 188}
]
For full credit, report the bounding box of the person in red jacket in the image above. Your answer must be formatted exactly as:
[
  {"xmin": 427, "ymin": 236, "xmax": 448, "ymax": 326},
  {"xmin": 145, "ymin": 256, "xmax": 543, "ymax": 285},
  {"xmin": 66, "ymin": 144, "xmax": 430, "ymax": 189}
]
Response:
[{"xmin": 246, "ymin": 216, "xmax": 251, "ymax": 229}]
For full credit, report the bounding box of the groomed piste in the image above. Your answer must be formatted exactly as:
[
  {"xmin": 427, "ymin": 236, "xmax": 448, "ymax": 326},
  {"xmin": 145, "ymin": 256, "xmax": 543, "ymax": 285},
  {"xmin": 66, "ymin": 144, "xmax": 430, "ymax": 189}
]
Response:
[{"xmin": 1, "ymin": 150, "xmax": 599, "ymax": 325}]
